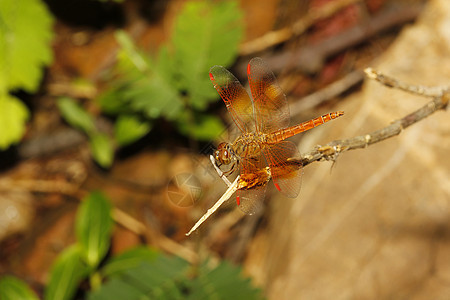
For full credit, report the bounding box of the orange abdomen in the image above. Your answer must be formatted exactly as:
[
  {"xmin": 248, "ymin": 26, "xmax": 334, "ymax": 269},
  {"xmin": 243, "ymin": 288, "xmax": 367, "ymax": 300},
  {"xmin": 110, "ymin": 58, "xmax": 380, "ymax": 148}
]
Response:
[{"xmin": 268, "ymin": 111, "xmax": 344, "ymax": 143}]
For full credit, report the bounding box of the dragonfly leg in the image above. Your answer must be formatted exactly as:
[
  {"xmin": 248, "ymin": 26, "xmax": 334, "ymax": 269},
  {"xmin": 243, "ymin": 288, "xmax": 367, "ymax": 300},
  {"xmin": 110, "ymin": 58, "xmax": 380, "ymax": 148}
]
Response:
[{"xmin": 210, "ymin": 154, "xmax": 232, "ymax": 187}]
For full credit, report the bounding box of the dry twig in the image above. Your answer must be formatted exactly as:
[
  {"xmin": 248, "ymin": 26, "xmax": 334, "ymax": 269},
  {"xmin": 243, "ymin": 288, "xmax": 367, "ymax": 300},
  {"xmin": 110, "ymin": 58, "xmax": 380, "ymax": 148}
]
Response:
[
  {"xmin": 239, "ymin": 0, "xmax": 361, "ymax": 55},
  {"xmin": 289, "ymin": 70, "xmax": 364, "ymax": 117},
  {"xmin": 112, "ymin": 208, "xmax": 198, "ymax": 263},
  {"xmin": 264, "ymin": 5, "xmax": 421, "ymax": 74},
  {"xmin": 0, "ymin": 178, "xmax": 81, "ymax": 195},
  {"xmin": 300, "ymin": 68, "xmax": 449, "ymax": 167}
]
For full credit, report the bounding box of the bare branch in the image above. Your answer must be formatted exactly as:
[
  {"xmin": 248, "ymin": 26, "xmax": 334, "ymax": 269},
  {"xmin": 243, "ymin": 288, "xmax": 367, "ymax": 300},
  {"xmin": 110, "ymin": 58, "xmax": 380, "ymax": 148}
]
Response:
[
  {"xmin": 364, "ymin": 68, "xmax": 448, "ymax": 98},
  {"xmin": 290, "ymin": 70, "xmax": 364, "ymax": 117},
  {"xmin": 263, "ymin": 5, "xmax": 421, "ymax": 74},
  {"xmin": 239, "ymin": 0, "xmax": 361, "ymax": 55},
  {"xmin": 300, "ymin": 69, "xmax": 449, "ymax": 167}
]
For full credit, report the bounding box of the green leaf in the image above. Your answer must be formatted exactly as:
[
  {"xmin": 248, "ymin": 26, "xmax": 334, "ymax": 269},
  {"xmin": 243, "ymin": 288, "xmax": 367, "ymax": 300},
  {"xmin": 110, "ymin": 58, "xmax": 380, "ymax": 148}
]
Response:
[
  {"xmin": 173, "ymin": 1, "xmax": 243, "ymax": 109},
  {"xmin": 187, "ymin": 261, "xmax": 264, "ymax": 300},
  {"xmin": 90, "ymin": 133, "xmax": 114, "ymax": 168},
  {"xmin": 76, "ymin": 191, "xmax": 113, "ymax": 267},
  {"xmin": 44, "ymin": 245, "xmax": 90, "ymax": 300},
  {"xmin": 0, "ymin": 94, "xmax": 29, "ymax": 149},
  {"xmin": 101, "ymin": 247, "xmax": 159, "ymax": 278},
  {"xmin": 97, "ymin": 87, "xmax": 129, "ymax": 115},
  {"xmin": 115, "ymin": 31, "xmax": 148, "ymax": 73},
  {"xmin": 89, "ymin": 254, "xmax": 190, "ymax": 300},
  {"xmin": 88, "ymin": 278, "xmax": 151, "ymax": 300},
  {"xmin": 114, "ymin": 115, "xmax": 151, "ymax": 146},
  {"xmin": 111, "ymin": 32, "xmax": 183, "ymax": 120},
  {"xmin": 0, "ymin": 276, "xmax": 39, "ymax": 300},
  {"xmin": 57, "ymin": 97, "xmax": 96, "ymax": 134},
  {"xmin": 0, "ymin": 0, "xmax": 54, "ymax": 92},
  {"xmin": 98, "ymin": 1, "xmax": 243, "ymax": 142},
  {"xmin": 91, "ymin": 249, "xmax": 263, "ymax": 300},
  {"xmin": 177, "ymin": 113, "xmax": 225, "ymax": 141}
]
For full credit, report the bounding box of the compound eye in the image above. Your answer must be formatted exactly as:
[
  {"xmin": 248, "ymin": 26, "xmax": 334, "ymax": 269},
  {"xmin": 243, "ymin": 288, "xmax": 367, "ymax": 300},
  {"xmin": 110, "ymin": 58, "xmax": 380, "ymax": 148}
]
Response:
[{"xmin": 223, "ymin": 150, "xmax": 229, "ymax": 159}]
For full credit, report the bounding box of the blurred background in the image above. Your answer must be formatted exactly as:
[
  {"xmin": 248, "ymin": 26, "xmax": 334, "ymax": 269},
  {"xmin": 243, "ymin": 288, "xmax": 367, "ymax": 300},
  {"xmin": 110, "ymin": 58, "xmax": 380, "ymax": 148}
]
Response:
[{"xmin": 1, "ymin": 0, "xmax": 449, "ymax": 299}]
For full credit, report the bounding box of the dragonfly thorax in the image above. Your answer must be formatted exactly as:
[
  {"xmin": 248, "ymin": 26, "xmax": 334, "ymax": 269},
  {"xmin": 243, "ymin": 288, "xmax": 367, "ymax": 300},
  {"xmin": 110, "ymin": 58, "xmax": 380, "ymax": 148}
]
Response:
[{"xmin": 232, "ymin": 133, "xmax": 266, "ymax": 159}]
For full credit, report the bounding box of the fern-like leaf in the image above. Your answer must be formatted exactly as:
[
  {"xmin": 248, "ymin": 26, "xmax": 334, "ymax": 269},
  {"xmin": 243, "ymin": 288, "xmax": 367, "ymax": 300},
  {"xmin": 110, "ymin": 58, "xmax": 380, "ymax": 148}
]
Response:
[
  {"xmin": 173, "ymin": 1, "xmax": 243, "ymax": 110},
  {"xmin": 89, "ymin": 249, "xmax": 263, "ymax": 300}
]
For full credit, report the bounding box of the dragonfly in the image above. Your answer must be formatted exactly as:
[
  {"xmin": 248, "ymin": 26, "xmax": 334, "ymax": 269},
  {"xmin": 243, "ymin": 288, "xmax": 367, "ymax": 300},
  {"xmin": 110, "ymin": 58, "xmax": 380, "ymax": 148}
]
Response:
[{"xmin": 186, "ymin": 57, "xmax": 343, "ymax": 235}]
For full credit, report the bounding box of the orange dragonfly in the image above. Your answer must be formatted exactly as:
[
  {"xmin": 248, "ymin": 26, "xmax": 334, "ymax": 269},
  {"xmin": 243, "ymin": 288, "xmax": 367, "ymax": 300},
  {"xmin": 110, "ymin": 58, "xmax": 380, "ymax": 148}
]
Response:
[
  {"xmin": 186, "ymin": 58, "xmax": 343, "ymax": 235},
  {"xmin": 210, "ymin": 57, "xmax": 343, "ymax": 212}
]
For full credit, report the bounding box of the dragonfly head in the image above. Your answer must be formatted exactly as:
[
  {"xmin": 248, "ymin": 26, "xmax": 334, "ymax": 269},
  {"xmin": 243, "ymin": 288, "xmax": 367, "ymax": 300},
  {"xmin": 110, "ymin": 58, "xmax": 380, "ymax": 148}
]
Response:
[{"xmin": 215, "ymin": 142, "xmax": 234, "ymax": 165}]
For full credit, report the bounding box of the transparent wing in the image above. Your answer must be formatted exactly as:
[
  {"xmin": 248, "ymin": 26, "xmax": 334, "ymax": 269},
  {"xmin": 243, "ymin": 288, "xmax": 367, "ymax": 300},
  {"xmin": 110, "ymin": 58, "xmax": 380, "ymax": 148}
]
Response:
[
  {"xmin": 237, "ymin": 187, "xmax": 266, "ymax": 215},
  {"xmin": 247, "ymin": 57, "xmax": 290, "ymax": 134},
  {"xmin": 264, "ymin": 141, "xmax": 302, "ymax": 198},
  {"xmin": 210, "ymin": 65, "xmax": 256, "ymax": 133}
]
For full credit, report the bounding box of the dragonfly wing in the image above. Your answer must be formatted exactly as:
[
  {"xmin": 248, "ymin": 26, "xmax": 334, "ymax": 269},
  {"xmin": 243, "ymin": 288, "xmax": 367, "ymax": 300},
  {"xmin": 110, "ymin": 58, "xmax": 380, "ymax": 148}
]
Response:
[
  {"xmin": 236, "ymin": 187, "xmax": 266, "ymax": 215},
  {"xmin": 237, "ymin": 152, "xmax": 269, "ymax": 215},
  {"xmin": 247, "ymin": 57, "xmax": 290, "ymax": 134},
  {"xmin": 264, "ymin": 141, "xmax": 302, "ymax": 198},
  {"xmin": 210, "ymin": 65, "xmax": 256, "ymax": 133}
]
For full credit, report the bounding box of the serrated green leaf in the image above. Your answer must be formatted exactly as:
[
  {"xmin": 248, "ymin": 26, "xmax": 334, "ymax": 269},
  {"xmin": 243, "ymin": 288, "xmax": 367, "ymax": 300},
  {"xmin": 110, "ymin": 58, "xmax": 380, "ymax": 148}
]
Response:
[
  {"xmin": 109, "ymin": 31, "xmax": 183, "ymax": 120},
  {"xmin": 101, "ymin": 247, "xmax": 159, "ymax": 278},
  {"xmin": 187, "ymin": 261, "xmax": 264, "ymax": 300},
  {"xmin": 98, "ymin": 1, "xmax": 243, "ymax": 142},
  {"xmin": 115, "ymin": 30, "xmax": 149, "ymax": 73},
  {"xmin": 91, "ymin": 252, "xmax": 263, "ymax": 300},
  {"xmin": 122, "ymin": 255, "xmax": 189, "ymax": 290},
  {"xmin": 177, "ymin": 113, "xmax": 224, "ymax": 141},
  {"xmin": 0, "ymin": 276, "xmax": 39, "ymax": 300},
  {"xmin": 114, "ymin": 115, "xmax": 151, "ymax": 146},
  {"xmin": 124, "ymin": 76, "xmax": 182, "ymax": 120},
  {"xmin": 44, "ymin": 245, "xmax": 90, "ymax": 300},
  {"xmin": 0, "ymin": 94, "xmax": 29, "ymax": 149},
  {"xmin": 57, "ymin": 97, "xmax": 96, "ymax": 134},
  {"xmin": 89, "ymin": 254, "xmax": 189, "ymax": 300},
  {"xmin": 0, "ymin": 0, "xmax": 54, "ymax": 92},
  {"xmin": 173, "ymin": 1, "xmax": 243, "ymax": 109},
  {"xmin": 88, "ymin": 278, "xmax": 151, "ymax": 300},
  {"xmin": 97, "ymin": 84, "xmax": 131, "ymax": 115},
  {"xmin": 90, "ymin": 133, "xmax": 114, "ymax": 168},
  {"xmin": 76, "ymin": 191, "xmax": 113, "ymax": 267}
]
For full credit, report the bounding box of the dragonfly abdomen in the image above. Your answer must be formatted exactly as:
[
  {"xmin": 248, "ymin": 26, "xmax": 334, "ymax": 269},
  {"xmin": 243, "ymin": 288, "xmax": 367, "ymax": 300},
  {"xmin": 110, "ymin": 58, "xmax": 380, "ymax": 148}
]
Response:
[{"xmin": 268, "ymin": 111, "xmax": 344, "ymax": 143}]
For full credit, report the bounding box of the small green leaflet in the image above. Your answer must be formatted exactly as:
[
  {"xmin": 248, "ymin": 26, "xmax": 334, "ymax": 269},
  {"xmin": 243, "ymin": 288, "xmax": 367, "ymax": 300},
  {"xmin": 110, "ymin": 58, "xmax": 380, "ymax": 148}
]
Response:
[
  {"xmin": 114, "ymin": 115, "xmax": 151, "ymax": 146},
  {"xmin": 90, "ymin": 133, "xmax": 114, "ymax": 168},
  {"xmin": 173, "ymin": 0, "xmax": 244, "ymax": 110},
  {"xmin": 0, "ymin": 94, "xmax": 29, "ymax": 149},
  {"xmin": 177, "ymin": 113, "xmax": 225, "ymax": 141},
  {"xmin": 57, "ymin": 97, "xmax": 114, "ymax": 167},
  {"xmin": 112, "ymin": 31, "xmax": 184, "ymax": 121},
  {"xmin": 58, "ymin": 97, "xmax": 96, "ymax": 135},
  {"xmin": 44, "ymin": 245, "xmax": 91, "ymax": 300},
  {"xmin": 75, "ymin": 191, "xmax": 113, "ymax": 267},
  {"xmin": 101, "ymin": 247, "xmax": 159, "ymax": 278}
]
